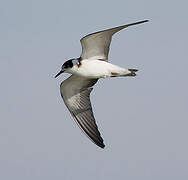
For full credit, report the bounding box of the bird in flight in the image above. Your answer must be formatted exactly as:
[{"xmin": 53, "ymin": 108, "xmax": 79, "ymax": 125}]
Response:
[{"xmin": 55, "ymin": 20, "xmax": 148, "ymax": 148}]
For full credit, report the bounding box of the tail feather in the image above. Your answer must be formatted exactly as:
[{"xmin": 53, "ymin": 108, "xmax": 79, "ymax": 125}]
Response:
[{"xmin": 127, "ymin": 69, "xmax": 138, "ymax": 76}]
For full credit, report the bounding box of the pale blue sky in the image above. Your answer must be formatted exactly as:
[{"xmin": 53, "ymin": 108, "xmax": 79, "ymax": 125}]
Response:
[{"xmin": 0, "ymin": 0, "xmax": 188, "ymax": 179}]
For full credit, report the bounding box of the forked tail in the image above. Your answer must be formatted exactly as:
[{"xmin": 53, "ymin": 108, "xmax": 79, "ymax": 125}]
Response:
[{"xmin": 127, "ymin": 69, "xmax": 138, "ymax": 76}]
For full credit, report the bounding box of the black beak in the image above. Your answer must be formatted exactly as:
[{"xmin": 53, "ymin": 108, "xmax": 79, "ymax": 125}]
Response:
[{"xmin": 55, "ymin": 70, "xmax": 64, "ymax": 78}]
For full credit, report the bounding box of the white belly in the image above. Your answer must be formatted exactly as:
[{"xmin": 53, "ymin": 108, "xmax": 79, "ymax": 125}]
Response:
[{"xmin": 68, "ymin": 59, "xmax": 130, "ymax": 78}]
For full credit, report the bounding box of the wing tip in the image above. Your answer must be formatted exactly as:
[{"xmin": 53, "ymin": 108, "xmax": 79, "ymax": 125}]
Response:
[
  {"xmin": 127, "ymin": 19, "xmax": 149, "ymax": 27},
  {"xmin": 143, "ymin": 19, "xmax": 149, "ymax": 23},
  {"xmin": 97, "ymin": 142, "xmax": 105, "ymax": 149},
  {"xmin": 137, "ymin": 19, "xmax": 149, "ymax": 23}
]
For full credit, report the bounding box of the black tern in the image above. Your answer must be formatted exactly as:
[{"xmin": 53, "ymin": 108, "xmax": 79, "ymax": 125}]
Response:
[{"xmin": 55, "ymin": 20, "xmax": 148, "ymax": 148}]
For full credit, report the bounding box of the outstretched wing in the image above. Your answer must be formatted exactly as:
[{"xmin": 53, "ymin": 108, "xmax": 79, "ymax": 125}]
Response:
[
  {"xmin": 60, "ymin": 75, "xmax": 105, "ymax": 148},
  {"xmin": 80, "ymin": 20, "xmax": 148, "ymax": 61}
]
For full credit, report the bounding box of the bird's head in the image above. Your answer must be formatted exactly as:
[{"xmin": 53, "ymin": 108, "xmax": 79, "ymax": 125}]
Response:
[{"xmin": 55, "ymin": 58, "xmax": 79, "ymax": 78}]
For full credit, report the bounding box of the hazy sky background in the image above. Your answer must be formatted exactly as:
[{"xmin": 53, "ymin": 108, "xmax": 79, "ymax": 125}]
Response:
[{"xmin": 1, "ymin": 0, "xmax": 188, "ymax": 179}]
